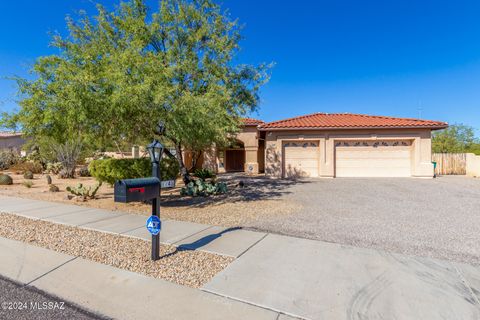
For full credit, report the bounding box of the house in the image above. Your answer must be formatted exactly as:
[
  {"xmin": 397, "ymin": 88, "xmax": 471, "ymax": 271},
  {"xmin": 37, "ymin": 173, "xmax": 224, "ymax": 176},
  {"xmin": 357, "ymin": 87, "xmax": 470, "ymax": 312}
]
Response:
[
  {"xmin": 203, "ymin": 113, "xmax": 448, "ymax": 178},
  {"xmin": 0, "ymin": 132, "xmax": 25, "ymax": 152}
]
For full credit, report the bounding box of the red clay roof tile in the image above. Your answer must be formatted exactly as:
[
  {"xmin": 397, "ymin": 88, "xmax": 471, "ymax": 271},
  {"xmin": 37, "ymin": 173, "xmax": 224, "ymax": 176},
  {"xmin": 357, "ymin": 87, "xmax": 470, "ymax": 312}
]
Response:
[
  {"xmin": 243, "ymin": 118, "xmax": 265, "ymax": 126},
  {"xmin": 258, "ymin": 113, "xmax": 448, "ymax": 130}
]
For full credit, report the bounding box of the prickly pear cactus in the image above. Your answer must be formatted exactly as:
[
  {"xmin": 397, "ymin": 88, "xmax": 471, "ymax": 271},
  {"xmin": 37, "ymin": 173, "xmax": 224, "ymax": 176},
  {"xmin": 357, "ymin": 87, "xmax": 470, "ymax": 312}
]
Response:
[
  {"xmin": 0, "ymin": 174, "xmax": 13, "ymax": 185},
  {"xmin": 66, "ymin": 182, "xmax": 102, "ymax": 200}
]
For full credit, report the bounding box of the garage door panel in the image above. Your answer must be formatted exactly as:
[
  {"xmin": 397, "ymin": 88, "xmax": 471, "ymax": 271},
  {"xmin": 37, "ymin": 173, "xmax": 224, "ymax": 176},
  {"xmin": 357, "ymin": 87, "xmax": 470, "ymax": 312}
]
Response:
[
  {"xmin": 335, "ymin": 141, "xmax": 412, "ymax": 178},
  {"xmin": 284, "ymin": 141, "xmax": 319, "ymax": 178}
]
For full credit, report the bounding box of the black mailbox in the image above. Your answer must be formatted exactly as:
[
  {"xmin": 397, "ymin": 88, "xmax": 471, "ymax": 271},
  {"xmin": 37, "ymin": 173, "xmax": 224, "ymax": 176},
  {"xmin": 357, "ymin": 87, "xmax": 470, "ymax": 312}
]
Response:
[{"xmin": 114, "ymin": 177, "xmax": 160, "ymax": 203}]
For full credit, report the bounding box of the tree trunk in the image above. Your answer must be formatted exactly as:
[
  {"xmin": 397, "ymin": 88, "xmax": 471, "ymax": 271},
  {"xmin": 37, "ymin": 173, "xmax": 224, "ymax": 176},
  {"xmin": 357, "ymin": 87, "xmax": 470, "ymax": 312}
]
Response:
[{"xmin": 174, "ymin": 143, "xmax": 191, "ymax": 185}]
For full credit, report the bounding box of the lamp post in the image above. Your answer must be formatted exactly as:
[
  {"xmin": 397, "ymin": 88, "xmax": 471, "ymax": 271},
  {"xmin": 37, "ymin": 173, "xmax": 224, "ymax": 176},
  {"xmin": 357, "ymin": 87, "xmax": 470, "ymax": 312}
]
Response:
[{"xmin": 146, "ymin": 123, "xmax": 165, "ymax": 261}]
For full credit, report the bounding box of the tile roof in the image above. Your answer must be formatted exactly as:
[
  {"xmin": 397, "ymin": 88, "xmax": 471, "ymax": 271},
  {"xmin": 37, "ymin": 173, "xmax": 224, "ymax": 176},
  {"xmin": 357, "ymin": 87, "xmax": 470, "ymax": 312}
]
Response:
[
  {"xmin": 242, "ymin": 118, "xmax": 265, "ymax": 126},
  {"xmin": 0, "ymin": 132, "xmax": 23, "ymax": 138},
  {"xmin": 258, "ymin": 113, "xmax": 448, "ymax": 130}
]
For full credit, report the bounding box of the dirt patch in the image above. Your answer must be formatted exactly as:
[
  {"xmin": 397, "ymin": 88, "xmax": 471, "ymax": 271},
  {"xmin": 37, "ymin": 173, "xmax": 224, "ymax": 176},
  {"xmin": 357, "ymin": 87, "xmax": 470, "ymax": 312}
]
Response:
[
  {"xmin": 0, "ymin": 212, "xmax": 233, "ymax": 288},
  {"xmin": 0, "ymin": 172, "xmax": 300, "ymax": 227}
]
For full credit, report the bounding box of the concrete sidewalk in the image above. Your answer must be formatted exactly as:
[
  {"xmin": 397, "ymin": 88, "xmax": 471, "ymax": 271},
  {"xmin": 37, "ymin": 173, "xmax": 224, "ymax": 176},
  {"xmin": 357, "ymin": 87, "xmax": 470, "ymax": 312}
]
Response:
[
  {"xmin": 0, "ymin": 237, "xmax": 283, "ymax": 320},
  {"xmin": 0, "ymin": 195, "xmax": 265, "ymax": 258},
  {"xmin": 3, "ymin": 195, "xmax": 480, "ymax": 319},
  {"xmin": 203, "ymin": 234, "xmax": 480, "ymax": 319}
]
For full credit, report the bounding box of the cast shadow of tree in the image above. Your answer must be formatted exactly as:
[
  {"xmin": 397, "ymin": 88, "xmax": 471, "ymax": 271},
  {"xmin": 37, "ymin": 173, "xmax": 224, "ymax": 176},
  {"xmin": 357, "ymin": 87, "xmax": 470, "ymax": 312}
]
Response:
[{"xmin": 160, "ymin": 173, "xmax": 311, "ymax": 208}]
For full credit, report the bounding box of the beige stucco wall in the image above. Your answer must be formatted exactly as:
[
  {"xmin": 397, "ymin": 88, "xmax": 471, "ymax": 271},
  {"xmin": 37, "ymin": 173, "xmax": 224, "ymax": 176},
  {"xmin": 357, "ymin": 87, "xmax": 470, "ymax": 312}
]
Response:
[
  {"xmin": 265, "ymin": 128, "xmax": 435, "ymax": 178},
  {"xmin": 466, "ymin": 153, "xmax": 480, "ymax": 178},
  {"xmin": 0, "ymin": 136, "xmax": 25, "ymax": 151},
  {"xmin": 212, "ymin": 125, "xmax": 261, "ymax": 174}
]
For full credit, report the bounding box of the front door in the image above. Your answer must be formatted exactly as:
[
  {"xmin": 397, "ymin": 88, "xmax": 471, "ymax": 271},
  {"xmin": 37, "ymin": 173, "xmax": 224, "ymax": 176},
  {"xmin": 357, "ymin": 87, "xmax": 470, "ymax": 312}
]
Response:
[{"xmin": 226, "ymin": 149, "xmax": 245, "ymax": 172}]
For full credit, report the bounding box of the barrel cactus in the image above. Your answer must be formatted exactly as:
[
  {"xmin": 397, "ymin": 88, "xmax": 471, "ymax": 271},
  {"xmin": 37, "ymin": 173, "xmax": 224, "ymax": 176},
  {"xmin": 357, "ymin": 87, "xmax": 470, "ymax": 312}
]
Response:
[
  {"xmin": 49, "ymin": 184, "xmax": 60, "ymax": 192},
  {"xmin": 46, "ymin": 175, "xmax": 52, "ymax": 185},
  {"xmin": 0, "ymin": 174, "xmax": 13, "ymax": 185},
  {"xmin": 23, "ymin": 171, "xmax": 34, "ymax": 179}
]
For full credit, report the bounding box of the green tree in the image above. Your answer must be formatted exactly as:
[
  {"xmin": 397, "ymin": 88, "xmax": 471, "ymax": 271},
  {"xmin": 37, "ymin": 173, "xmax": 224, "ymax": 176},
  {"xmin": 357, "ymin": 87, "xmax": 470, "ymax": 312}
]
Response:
[
  {"xmin": 432, "ymin": 124, "xmax": 478, "ymax": 153},
  {"xmin": 1, "ymin": 0, "xmax": 271, "ymax": 184}
]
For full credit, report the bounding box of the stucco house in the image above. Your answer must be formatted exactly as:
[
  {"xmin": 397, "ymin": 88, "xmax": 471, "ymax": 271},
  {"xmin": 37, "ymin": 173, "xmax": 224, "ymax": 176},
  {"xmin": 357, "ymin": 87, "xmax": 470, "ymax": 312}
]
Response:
[
  {"xmin": 0, "ymin": 132, "xmax": 25, "ymax": 152},
  {"xmin": 201, "ymin": 113, "xmax": 448, "ymax": 178}
]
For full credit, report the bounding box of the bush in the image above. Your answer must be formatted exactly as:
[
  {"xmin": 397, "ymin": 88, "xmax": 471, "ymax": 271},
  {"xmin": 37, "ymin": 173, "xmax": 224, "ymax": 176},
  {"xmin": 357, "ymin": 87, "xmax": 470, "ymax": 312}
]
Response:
[
  {"xmin": 10, "ymin": 161, "xmax": 44, "ymax": 174},
  {"xmin": 0, "ymin": 150, "xmax": 20, "ymax": 170},
  {"xmin": 180, "ymin": 179, "xmax": 227, "ymax": 197},
  {"xmin": 89, "ymin": 157, "xmax": 179, "ymax": 185},
  {"xmin": 54, "ymin": 140, "xmax": 83, "ymax": 178},
  {"xmin": 0, "ymin": 174, "xmax": 13, "ymax": 185},
  {"xmin": 78, "ymin": 166, "xmax": 91, "ymax": 177},
  {"xmin": 49, "ymin": 184, "xmax": 60, "ymax": 192},
  {"xmin": 194, "ymin": 168, "xmax": 215, "ymax": 180},
  {"xmin": 45, "ymin": 162, "xmax": 63, "ymax": 175}
]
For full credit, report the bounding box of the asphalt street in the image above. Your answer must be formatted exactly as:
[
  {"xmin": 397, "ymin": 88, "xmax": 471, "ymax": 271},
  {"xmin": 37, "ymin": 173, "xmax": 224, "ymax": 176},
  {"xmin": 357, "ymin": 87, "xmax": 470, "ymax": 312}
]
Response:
[{"xmin": 0, "ymin": 275, "xmax": 109, "ymax": 320}]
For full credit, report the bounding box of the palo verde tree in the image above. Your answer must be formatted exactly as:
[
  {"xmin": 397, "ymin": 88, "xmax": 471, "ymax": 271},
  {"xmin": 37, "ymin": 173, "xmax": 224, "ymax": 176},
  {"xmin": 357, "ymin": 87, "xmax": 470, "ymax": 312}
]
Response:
[
  {"xmin": 432, "ymin": 124, "xmax": 479, "ymax": 154},
  {"xmin": 2, "ymin": 0, "xmax": 271, "ymax": 183}
]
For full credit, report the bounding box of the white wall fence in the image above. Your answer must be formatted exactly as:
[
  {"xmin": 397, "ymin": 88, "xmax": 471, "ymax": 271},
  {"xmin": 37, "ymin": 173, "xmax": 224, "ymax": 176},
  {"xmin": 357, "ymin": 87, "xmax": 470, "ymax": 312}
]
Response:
[{"xmin": 466, "ymin": 153, "xmax": 480, "ymax": 178}]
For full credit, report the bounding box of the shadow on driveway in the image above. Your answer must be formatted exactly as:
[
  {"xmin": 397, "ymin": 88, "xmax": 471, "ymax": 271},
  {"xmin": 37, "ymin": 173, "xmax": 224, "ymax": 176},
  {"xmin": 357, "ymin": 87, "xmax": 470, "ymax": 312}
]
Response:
[{"xmin": 160, "ymin": 173, "xmax": 312, "ymax": 208}]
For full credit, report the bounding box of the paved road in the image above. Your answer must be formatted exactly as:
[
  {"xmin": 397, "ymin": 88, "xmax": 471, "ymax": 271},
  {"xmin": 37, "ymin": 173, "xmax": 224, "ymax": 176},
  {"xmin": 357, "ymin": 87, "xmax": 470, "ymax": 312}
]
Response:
[
  {"xmin": 249, "ymin": 176, "xmax": 480, "ymax": 265},
  {"xmin": 0, "ymin": 275, "xmax": 108, "ymax": 320}
]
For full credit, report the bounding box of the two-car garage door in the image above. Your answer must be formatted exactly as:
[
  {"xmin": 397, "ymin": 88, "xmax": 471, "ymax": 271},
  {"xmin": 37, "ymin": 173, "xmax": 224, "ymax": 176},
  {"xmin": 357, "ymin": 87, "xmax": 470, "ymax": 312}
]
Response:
[
  {"xmin": 283, "ymin": 140, "xmax": 413, "ymax": 178},
  {"xmin": 335, "ymin": 140, "xmax": 412, "ymax": 177}
]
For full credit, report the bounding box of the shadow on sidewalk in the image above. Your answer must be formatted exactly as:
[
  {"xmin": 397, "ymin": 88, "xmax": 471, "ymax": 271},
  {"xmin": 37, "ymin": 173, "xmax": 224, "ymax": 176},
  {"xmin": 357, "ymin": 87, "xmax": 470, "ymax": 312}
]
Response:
[{"xmin": 159, "ymin": 227, "xmax": 241, "ymax": 259}]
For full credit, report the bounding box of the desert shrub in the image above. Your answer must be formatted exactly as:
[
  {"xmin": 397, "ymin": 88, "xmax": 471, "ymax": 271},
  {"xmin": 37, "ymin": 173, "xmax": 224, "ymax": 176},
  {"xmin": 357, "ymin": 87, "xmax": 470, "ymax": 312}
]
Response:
[
  {"xmin": 22, "ymin": 180, "xmax": 33, "ymax": 188},
  {"xmin": 45, "ymin": 162, "xmax": 63, "ymax": 175},
  {"xmin": 0, "ymin": 174, "xmax": 13, "ymax": 185},
  {"xmin": 23, "ymin": 171, "xmax": 34, "ymax": 179},
  {"xmin": 0, "ymin": 150, "xmax": 20, "ymax": 170},
  {"xmin": 10, "ymin": 161, "xmax": 44, "ymax": 174},
  {"xmin": 89, "ymin": 157, "xmax": 179, "ymax": 185},
  {"xmin": 78, "ymin": 166, "xmax": 91, "ymax": 177},
  {"xmin": 49, "ymin": 184, "xmax": 60, "ymax": 192},
  {"xmin": 180, "ymin": 179, "xmax": 227, "ymax": 197},
  {"xmin": 193, "ymin": 168, "xmax": 215, "ymax": 180},
  {"xmin": 55, "ymin": 140, "xmax": 83, "ymax": 178}
]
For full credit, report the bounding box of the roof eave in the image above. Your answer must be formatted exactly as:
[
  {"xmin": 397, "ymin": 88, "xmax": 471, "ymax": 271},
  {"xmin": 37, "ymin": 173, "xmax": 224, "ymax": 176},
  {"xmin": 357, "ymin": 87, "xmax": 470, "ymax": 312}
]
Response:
[{"xmin": 258, "ymin": 125, "xmax": 448, "ymax": 131}]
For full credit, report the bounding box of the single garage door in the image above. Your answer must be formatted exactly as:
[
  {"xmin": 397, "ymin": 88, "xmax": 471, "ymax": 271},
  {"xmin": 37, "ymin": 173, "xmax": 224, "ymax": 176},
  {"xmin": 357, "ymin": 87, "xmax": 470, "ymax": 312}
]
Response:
[
  {"xmin": 283, "ymin": 141, "xmax": 319, "ymax": 178},
  {"xmin": 335, "ymin": 140, "xmax": 412, "ymax": 177}
]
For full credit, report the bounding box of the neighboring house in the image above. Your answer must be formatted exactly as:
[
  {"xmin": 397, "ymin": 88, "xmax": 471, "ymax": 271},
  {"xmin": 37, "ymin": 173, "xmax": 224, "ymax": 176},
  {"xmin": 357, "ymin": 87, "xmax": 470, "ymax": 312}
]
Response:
[
  {"xmin": 0, "ymin": 132, "xmax": 25, "ymax": 152},
  {"xmin": 199, "ymin": 113, "xmax": 448, "ymax": 178}
]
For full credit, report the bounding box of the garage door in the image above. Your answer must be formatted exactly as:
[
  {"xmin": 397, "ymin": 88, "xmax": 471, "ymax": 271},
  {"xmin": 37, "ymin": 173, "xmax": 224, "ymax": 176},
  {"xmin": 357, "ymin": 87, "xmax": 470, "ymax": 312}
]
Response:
[
  {"xmin": 335, "ymin": 140, "xmax": 412, "ymax": 177},
  {"xmin": 284, "ymin": 141, "xmax": 319, "ymax": 178}
]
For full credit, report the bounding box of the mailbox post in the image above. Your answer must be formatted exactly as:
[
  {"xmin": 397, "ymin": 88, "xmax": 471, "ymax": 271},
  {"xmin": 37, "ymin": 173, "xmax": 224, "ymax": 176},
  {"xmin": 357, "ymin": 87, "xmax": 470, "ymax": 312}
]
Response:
[
  {"xmin": 114, "ymin": 121, "xmax": 167, "ymax": 261},
  {"xmin": 147, "ymin": 139, "xmax": 164, "ymax": 261}
]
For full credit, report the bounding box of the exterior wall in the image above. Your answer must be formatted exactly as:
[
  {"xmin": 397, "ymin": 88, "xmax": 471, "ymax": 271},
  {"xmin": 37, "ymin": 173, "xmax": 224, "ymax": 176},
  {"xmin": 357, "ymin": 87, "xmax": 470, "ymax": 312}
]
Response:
[
  {"xmin": 0, "ymin": 136, "xmax": 25, "ymax": 151},
  {"xmin": 237, "ymin": 126, "xmax": 260, "ymax": 174},
  {"xmin": 466, "ymin": 153, "xmax": 480, "ymax": 178},
  {"xmin": 265, "ymin": 128, "xmax": 435, "ymax": 178},
  {"xmin": 211, "ymin": 126, "xmax": 261, "ymax": 174}
]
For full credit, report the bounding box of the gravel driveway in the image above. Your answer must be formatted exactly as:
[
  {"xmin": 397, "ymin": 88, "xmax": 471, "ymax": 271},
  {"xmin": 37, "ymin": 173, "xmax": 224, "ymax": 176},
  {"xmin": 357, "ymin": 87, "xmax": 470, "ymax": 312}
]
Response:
[{"xmin": 248, "ymin": 176, "xmax": 480, "ymax": 265}]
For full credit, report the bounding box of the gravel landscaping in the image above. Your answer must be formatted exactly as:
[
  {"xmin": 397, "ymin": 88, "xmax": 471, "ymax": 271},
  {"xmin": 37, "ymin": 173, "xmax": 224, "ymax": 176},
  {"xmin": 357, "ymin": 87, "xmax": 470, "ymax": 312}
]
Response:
[
  {"xmin": 0, "ymin": 212, "xmax": 233, "ymax": 288},
  {"xmin": 0, "ymin": 173, "xmax": 297, "ymax": 227}
]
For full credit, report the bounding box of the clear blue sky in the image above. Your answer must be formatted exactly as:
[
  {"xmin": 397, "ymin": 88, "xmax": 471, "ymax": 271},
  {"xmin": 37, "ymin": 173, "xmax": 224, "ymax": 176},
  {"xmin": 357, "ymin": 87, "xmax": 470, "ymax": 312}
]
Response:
[{"xmin": 1, "ymin": 0, "xmax": 480, "ymax": 132}]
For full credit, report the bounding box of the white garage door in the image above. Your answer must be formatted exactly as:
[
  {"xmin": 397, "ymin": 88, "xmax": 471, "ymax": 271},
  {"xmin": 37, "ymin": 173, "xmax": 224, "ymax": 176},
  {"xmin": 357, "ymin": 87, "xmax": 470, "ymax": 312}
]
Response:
[
  {"xmin": 335, "ymin": 140, "xmax": 412, "ymax": 177},
  {"xmin": 284, "ymin": 141, "xmax": 319, "ymax": 178}
]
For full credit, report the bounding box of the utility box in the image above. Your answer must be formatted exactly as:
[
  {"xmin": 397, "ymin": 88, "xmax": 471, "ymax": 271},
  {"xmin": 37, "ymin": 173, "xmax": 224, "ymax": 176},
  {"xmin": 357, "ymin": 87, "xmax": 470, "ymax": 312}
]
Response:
[{"xmin": 114, "ymin": 177, "xmax": 160, "ymax": 203}]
